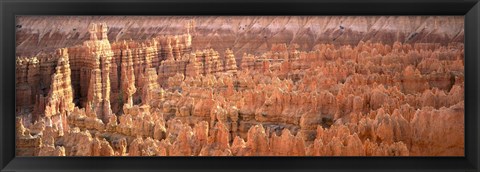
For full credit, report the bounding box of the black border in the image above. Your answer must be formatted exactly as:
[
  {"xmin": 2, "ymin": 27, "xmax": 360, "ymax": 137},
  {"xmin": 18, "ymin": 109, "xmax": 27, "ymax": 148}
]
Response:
[{"xmin": 1, "ymin": 0, "xmax": 479, "ymax": 172}]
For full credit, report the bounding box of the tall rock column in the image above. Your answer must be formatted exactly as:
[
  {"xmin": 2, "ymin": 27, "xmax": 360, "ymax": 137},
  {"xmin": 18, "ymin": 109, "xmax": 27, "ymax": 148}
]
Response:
[
  {"xmin": 43, "ymin": 48, "xmax": 75, "ymax": 133},
  {"xmin": 120, "ymin": 47, "xmax": 136, "ymax": 108},
  {"xmin": 44, "ymin": 48, "xmax": 75, "ymax": 117},
  {"xmin": 84, "ymin": 23, "xmax": 114, "ymax": 124},
  {"xmin": 142, "ymin": 68, "xmax": 160, "ymax": 104}
]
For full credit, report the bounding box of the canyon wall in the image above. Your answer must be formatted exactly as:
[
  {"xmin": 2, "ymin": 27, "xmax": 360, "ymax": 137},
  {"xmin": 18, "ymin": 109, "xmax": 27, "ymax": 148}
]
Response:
[{"xmin": 16, "ymin": 16, "xmax": 463, "ymax": 61}]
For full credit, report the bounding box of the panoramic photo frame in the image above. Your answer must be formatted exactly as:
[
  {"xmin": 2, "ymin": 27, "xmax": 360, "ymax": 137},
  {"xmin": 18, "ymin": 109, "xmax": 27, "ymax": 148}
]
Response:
[{"xmin": 1, "ymin": 0, "xmax": 479, "ymax": 172}]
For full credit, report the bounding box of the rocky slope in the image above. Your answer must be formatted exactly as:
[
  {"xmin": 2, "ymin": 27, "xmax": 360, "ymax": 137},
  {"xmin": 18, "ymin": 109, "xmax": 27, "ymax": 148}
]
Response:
[{"xmin": 16, "ymin": 16, "xmax": 463, "ymax": 61}]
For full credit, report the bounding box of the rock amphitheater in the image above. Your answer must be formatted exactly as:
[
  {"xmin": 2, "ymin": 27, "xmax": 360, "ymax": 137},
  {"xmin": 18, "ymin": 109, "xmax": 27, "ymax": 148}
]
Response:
[{"xmin": 15, "ymin": 16, "xmax": 464, "ymax": 156}]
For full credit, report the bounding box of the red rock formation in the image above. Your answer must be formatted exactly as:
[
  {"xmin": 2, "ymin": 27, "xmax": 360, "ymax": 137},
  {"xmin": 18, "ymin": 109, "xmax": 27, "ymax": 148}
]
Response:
[
  {"xmin": 15, "ymin": 17, "xmax": 464, "ymax": 157},
  {"xmin": 244, "ymin": 124, "xmax": 270, "ymax": 156},
  {"xmin": 204, "ymin": 49, "xmax": 224, "ymax": 74},
  {"xmin": 44, "ymin": 49, "xmax": 75, "ymax": 117},
  {"xmin": 410, "ymin": 102, "xmax": 464, "ymax": 156},
  {"xmin": 82, "ymin": 23, "xmax": 115, "ymax": 124},
  {"xmin": 185, "ymin": 53, "xmax": 202, "ymax": 77},
  {"xmin": 141, "ymin": 68, "xmax": 160, "ymax": 104},
  {"xmin": 119, "ymin": 45, "xmax": 137, "ymax": 107},
  {"xmin": 224, "ymin": 49, "xmax": 238, "ymax": 74},
  {"xmin": 270, "ymin": 129, "xmax": 306, "ymax": 156}
]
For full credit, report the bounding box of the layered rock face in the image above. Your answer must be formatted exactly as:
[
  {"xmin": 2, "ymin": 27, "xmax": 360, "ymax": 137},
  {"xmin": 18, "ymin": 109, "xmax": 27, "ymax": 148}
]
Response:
[
  {"xmin": 82, "ymin": 23, "xmax": 115, "ymax": 124},
  {"xmin": 16, "ymin": 16, "xmax": 464, "ymax": 156},
  {"xmin": 16, "ymin": 16, "xmax": 464, "ymax": 63}
]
